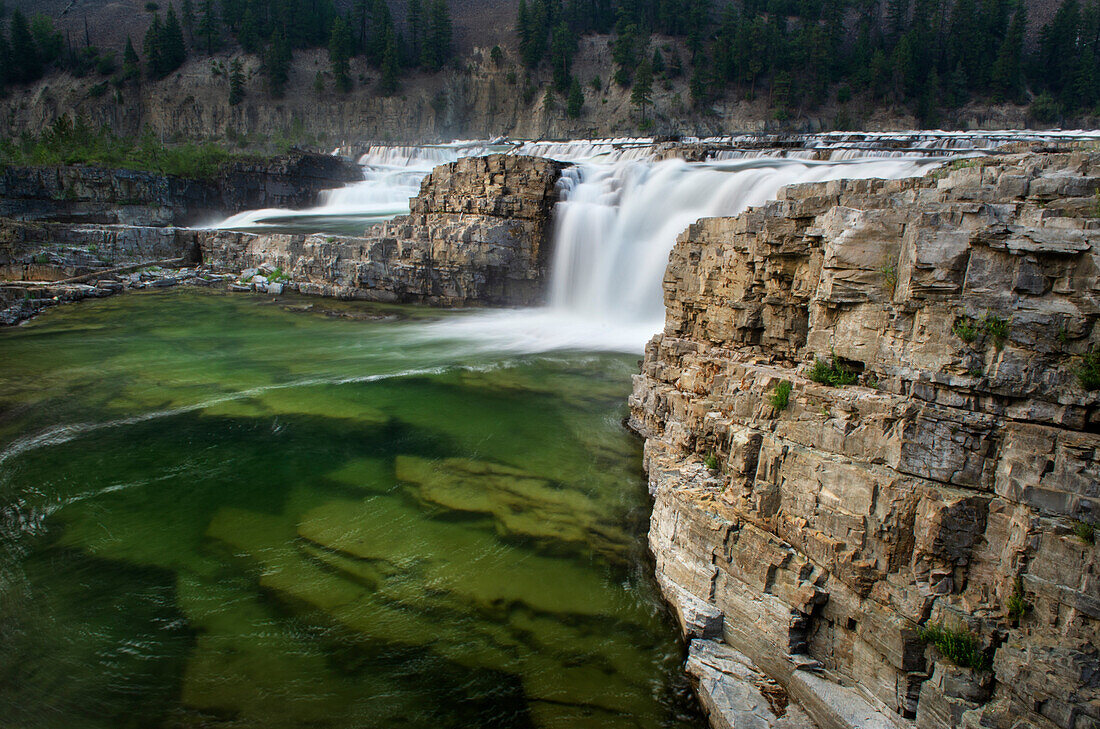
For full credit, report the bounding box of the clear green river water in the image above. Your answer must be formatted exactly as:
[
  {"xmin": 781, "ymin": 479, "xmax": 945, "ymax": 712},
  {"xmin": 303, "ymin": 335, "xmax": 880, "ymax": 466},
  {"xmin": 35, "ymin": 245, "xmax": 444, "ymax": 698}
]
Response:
[{"xmin": 0, "ymin": 289, "xmax": 700, "ymax": 729}]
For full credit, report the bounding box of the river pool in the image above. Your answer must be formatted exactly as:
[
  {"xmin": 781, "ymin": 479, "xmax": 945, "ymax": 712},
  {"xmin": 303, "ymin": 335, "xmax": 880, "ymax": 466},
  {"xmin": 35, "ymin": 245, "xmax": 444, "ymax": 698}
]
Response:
[{"xmin": 0, "ymin": 289, "xmax": 699, "ymax": 729}]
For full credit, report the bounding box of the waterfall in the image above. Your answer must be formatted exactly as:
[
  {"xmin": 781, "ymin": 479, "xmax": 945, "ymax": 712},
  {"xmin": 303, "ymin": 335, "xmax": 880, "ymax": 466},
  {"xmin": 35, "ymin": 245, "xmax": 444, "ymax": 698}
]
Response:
[
  {"xmin": 211, "ymin": 141, "xmax": 509, "ymax": 232},
  {"xmin": 213, "ymin": 130, "xmax": 1100, "ymax": 353},
  {"xmin": 544, "ymin": 155, "xmax": 939, "ymax": 326}
]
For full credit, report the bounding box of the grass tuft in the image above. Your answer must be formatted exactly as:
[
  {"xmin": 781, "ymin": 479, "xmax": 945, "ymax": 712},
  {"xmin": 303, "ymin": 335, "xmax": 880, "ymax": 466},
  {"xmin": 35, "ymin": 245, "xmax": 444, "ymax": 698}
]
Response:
[
  {"xmin": 1077, "ymin": 351, "xmax": 1100, "ymax": 391},
  {"xmin": 953, "ymin": 317, "xmax": 980, "ymax": 343},
  {"xmin": 982, "ymin": 314, "xmax": 1010, "ymax": 349},
  {"xmin": 809, "ymin": 354, "xmax": 858, "ymax": 388},
  {"xmin": 1072, "ymin": 520, "xmax": 1095, "ymax": 545},
  {"xmin": 770, "ymin": 381, "xmax": 792, "ymax": 411},
  {"xmin": 916, "ymin": 623, "xmax": 990, "ymax": 670},
  {"xmin": 1006, "ymin": 578, "xmax": 1031, "ymax": 623}
]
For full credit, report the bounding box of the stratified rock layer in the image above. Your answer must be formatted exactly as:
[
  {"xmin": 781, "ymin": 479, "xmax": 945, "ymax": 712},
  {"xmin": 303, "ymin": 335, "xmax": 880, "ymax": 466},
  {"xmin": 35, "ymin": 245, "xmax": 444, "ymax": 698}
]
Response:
[
  {"xmin": 200, "ymin": 154, "xmax": 568, "ymax": 306},
  {"xmin": 629, "ymin": 151, "xmax": 1100, "ymax": 729},
  {"xmin": 0, "ymin": 152, "xmax": 362, "ymax": 226}
]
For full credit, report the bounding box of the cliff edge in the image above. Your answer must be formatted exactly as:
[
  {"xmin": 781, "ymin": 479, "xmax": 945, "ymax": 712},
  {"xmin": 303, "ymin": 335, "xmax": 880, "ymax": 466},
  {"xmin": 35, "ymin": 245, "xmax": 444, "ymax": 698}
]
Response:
[
  {"xmin": 199, "ymin": 153, "xmax": 568, "ymax": 306},
  {"xmin": 629, "ymin": 151, "xmax": 1099, "ymax": 729}
]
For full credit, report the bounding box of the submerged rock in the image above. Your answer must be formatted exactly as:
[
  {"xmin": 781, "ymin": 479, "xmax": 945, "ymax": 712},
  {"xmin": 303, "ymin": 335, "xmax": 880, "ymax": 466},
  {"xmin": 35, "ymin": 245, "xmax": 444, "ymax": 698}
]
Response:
[{"xmin": 395, "ymin": 455, "xmax": 632, "ymax": 560}]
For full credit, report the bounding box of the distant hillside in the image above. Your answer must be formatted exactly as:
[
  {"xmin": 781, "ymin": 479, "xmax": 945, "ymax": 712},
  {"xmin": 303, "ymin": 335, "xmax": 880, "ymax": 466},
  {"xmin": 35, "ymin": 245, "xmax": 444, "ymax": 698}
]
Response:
[{"xmin": 0, "ymin": 0, "xmax": 1096, "ymax": 143}]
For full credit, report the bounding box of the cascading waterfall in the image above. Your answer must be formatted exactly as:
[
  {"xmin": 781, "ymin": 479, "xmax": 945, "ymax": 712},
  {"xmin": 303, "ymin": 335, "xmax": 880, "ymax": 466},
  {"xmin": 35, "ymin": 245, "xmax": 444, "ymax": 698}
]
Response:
[
  {"xmin": 544, "ymin": 155, "xmax": 939, "ymax": 327},
  {"xmin": 212, "ymin": 141, "xmax": 510, "ymax": 232},
  {"xmin": 212, "ymin": 131, "xmax": 1100, "ymax": 352}
]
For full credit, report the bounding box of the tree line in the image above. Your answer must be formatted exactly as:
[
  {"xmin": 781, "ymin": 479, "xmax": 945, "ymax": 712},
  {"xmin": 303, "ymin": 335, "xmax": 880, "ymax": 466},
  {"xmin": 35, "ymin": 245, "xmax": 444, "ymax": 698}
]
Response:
[
  {"xmin": 517, "ymin": 0, "xmax": 1100, "ymax": 124},
  {"xmin": 0, "ymin": 0, "xmax": 455, "ymax": 100}
]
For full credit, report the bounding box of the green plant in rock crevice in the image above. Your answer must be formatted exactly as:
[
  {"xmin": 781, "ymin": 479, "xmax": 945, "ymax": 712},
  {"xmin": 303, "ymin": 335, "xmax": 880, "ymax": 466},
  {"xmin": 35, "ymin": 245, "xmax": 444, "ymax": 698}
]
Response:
[
  {"xmin": 808, "ymin": 353, "xmax": 858, "ymax": 387},
  {"xmin": 982, "ymin": 314, "xmax": 1010, "ymax": 349},
  {"xmin": 770, "ymin": 381, "xmax": 792, "ymax": 411},
  {"xmin": 703, "ymin": 452, "xmax": 720, "ymax": 472},
  {"xmin": 1073, "ymin": 520, "xmax": 1096, "ymax": 544},
  {"xmin": 953, "ymin": 316, "xmax": 980, "ymax": 343},
  {"xmin": 1077, "ymin": 351, "xmax": 1100, "ymax": 391},
  {"xmin": 916, "ymin": 623, "xmax": 990, "ymax": 670},
  {"xmin": 1006, "ymin": 578, "xmax": 1032, "ymax": 624},
  {"xmin": 953, "ymin": 313, "xmax": 1010, "ymax": 349},
  {"xmin": 880, "ymin": 264, "xmax": 898, "ymax": 296}
]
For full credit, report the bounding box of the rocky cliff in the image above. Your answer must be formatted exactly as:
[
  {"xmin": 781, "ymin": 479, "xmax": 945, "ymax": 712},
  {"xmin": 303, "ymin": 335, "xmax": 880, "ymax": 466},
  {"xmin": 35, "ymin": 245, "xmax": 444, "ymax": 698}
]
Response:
[
  {"xmin": 629, "ymin": 152, "xmax": 1099, "ymax": 729},
  {"xmin": 200, "ymin": 154, "xmax": 568, "ymax": 306},
  {"xmin": 0, "ymin": 152, "xmax": 362, "ymax": 227}
]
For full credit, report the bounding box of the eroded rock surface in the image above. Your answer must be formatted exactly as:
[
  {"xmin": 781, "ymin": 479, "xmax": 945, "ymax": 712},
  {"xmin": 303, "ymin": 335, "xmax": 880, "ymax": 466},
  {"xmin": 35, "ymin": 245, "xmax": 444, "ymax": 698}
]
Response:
[
  {"xmin": 630, "ymin": 151, "xmax": 1100, "ymax": 729},
  {"xmin": 201, "ymin": 154, "xmax": 568, "ymax": 306},
  {"xmin": 0, "ymin": 152, "xmax": 362, "ymax": 226}
]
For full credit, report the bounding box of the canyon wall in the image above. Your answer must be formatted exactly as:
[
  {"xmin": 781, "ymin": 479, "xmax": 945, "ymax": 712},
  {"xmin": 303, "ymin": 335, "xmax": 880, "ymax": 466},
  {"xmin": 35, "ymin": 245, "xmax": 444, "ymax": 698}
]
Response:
[
  {"xmin": 0, "ymin": 152, "xmax": 362, "ymax": 226},
  {"xmin": 0, "ymin": 44, "xmax": 1044, "ymax": 146},
  {"xmin": 199, "ymin": 154, "xmax": 567, "ymax": 306},
  {"xmin": 629, "ymin": 151, "xmax": 1099, "ymax": 729}
]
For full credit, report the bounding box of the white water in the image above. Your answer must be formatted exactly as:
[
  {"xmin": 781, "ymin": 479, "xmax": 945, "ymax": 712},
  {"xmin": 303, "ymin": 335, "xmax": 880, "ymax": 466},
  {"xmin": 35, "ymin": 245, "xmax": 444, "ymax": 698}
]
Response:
[
  {"xmin": 414, "ymin": 152, "xmax": 939, "ymax": 354},
  {"xmin": 213, "ymin": 140, "xmax": 511, "ymax": 231},
  {"xmin": 213, "ymin": 131, "xmax": 1099, "ymax": 353}
]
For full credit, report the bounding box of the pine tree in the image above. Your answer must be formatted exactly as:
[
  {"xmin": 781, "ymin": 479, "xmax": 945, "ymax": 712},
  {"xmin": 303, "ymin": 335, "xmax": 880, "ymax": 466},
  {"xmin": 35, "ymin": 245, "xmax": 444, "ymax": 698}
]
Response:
[
  {"xmin": 197, "ymin": 0, "xmax": 219, "ymax": 55},
  {"xmin": 29, "ymin": 15, "xmax": 62, "ymax": 65},
  {"xmin": 990, "ymin": 2, "xmax": 1025, "ymax": 101},
  {"xmin": 10, "ymin": 10, "xmax": 41, "ymax": 83},
  {"xmin": 354, "ymin": 0, "xmax": 369, "ymax": 50},
  {"xmin": 122, "ymin": 36, "xmax": 140, "ymax": 81},
  {"xmin": 0, "ymin": 28, "xmax": 11, "ymax": 89},
  {"xmin": 408, "ymin": 0, "xmax": 423, "ymax": 64},
  {"xmin": 1072, "ymin": 44, "xmax": 1098, "ymax": 111},
  {"xmin": 612, "ymin": 21, "xmax": 638, "ymax": 85},
  {"xmin": 228, "ymin": 57, "xmax": 244, "ymax": 103},
  {"xmin": 566, "ymin": 76, "xmax": 584, "ymax": 117},
  {"xmin": 367, "ymin": 0, "xmax": 393, "ymax": 65},
  {"xmin": 518, "ymin": 0, "xmax": 547, "ymax": 68},
  {"xmin": 689, "ymin": 55, "xmax": 710, "ymax": 106},
  {"xmin": 263, "ymin": 31, "xmax": 290, "ymax": 97},
  {"xmin": 424, "ymin": 0, "xmax": 451, "ymax": 71},
  {"xmin": 549, "ymin": 21, "xmax": 574, "ymax": 90},
  {"xmin": 181, "ymin": 0, "xmax": 196, "ymax": 40},
  {"xmin": 329, "ymin": 16, "xmax": 353, "ymax": 92},
  {"xmin": 143, "ymin": 13, "xmax": 163, "ymax": 78},
  {"xmin": 631, "ymin": 58, "xmax": 653, "ymax": 118},
  {"xmin": 651, "ymin": 47, "xmax": 665, "ymax": 75},
  {"xmin": 379, "ymin": 27, "xmax": 400, "ymax": 93},
  {"xmin": 221, "ymin": 0, "xmax": 244, "ymax": 30},
  {"xmin": 161, "ymin": 5, "xmax": 187, "ymax": 73},
  {"xmin": 239, "ymin": 1, "xmax": 260, "ymax": 53},
  {"xmin": 917, "ymin": 66, "xmax": 940, "ymax": 126},
  {"xmin": 517, "ymin": 0, "xmax": 531, "ymax": 63}
]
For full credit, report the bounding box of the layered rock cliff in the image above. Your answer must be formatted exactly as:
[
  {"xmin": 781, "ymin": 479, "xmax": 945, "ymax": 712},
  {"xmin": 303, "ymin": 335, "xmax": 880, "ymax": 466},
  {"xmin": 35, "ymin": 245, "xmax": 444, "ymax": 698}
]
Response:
[
  {"xmin": 629, "ymin": 152, "xmax": 1100, "ymax": 729},
  {"xmin": 200, "ymin": 154, "xmax": 568, "ymax": 306},
  {"xmin": 0, "ymin": 152, "xmax": 362, "ymax": 226}
]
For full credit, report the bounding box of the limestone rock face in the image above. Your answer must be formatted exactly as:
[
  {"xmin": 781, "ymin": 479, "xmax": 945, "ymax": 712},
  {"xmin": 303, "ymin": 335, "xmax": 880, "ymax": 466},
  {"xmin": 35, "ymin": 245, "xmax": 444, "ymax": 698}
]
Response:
[
  {"xmin": 630, "ymin": 151, "xmax": 1100, "ymax": 729},
  {"xmin": 200, "ymin": 154, "xmax": 569, "ymax": 307},
  {"xmin": 0, "ymin": 219, "xmax": 202, "ymax": 281},
  {"xmin": 0, "ymin": 152, "xmax": 362, "ymax": 226}
]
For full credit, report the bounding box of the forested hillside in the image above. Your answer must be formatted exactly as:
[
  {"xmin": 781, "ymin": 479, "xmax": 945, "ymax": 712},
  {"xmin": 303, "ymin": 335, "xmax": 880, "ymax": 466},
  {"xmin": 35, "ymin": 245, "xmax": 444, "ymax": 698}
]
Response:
[
  {"xmin": 0, "ymin": 0, "xmax": 1096, "ymax": 132},
  {"xmin": 514, "ymin": 0, "xmax": 1098, "ymax": 124}
]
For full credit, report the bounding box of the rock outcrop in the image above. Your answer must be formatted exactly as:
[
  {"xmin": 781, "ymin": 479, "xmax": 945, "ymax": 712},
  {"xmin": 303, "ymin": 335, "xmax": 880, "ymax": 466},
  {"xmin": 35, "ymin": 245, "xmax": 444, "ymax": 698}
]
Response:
[
  {"xmin": 0, "ymin": 218, "xmax": 203, "ymax": 281},
  {"xmin": 629, "ymin": 152, "xmax": 1100, "ymax": 729},
  {"xmin": 200, "ymin": 154, "xmax": 569, "ymax": 306},
  {"xmin": 0, "ymin": 152, "xmax": 362, "ymax": 227}
]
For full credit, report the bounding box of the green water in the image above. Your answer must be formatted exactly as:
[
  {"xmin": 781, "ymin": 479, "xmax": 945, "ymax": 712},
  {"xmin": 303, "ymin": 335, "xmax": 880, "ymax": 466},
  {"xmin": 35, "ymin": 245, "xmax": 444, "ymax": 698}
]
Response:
[{"xmin": 0, "ymin": 289, "xmax": 699, "ymax": 729}]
